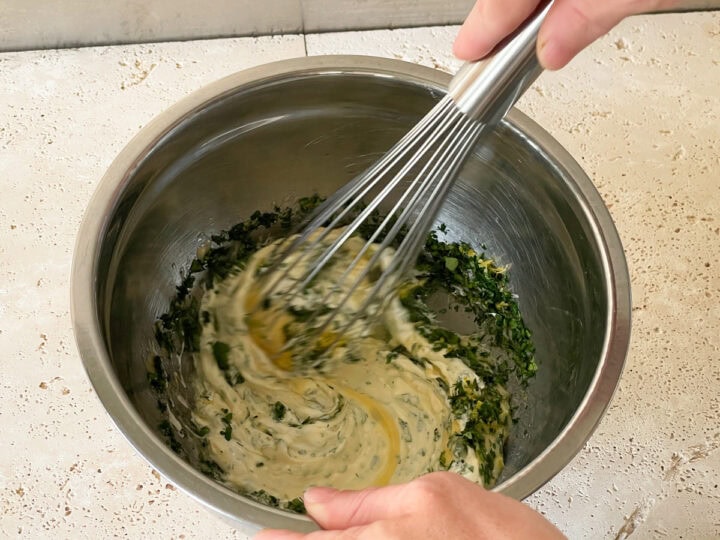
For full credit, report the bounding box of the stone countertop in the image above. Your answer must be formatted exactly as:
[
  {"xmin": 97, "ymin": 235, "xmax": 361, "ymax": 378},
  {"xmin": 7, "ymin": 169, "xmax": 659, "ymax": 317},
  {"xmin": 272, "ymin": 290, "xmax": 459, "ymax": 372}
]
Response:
[{"xmin": 0, "ymin": 12, "xmax": 718, "ymax": 540}]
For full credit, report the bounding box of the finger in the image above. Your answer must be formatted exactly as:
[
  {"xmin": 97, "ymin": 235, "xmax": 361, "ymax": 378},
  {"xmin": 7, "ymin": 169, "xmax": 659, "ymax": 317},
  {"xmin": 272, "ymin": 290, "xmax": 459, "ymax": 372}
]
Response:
[
  {"xmin": 257, "ymin": 527, "xmax": 369, "ymax": 540},
  {"xmin": 253, "ymin": 530, "xmax": 305, "ymax": 540},
  {"xmin": 537, "ymin": 0, "xmax": 626, "ymax": 69},
  {"xmin": 454, "ymin": 0, "xmax": 542, "ymax": 60},
  {"xmin": 254, "ymin": 528, "xmax": 363, "ymax": 540},
  {"xmin": 303, "ymin": 485, "xmax": 412, "ymax": 530},
  {"xmin": 537, "ymin": 0, "xmax": 676, "ymax": 69}
]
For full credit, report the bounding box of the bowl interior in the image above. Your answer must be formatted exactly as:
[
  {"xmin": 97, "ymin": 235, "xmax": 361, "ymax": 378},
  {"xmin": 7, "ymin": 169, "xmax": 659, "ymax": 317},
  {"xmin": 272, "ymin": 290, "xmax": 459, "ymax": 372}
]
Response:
[{"xmin": 96, "ymin": 67, "xmax": 610, "ymax": 518}]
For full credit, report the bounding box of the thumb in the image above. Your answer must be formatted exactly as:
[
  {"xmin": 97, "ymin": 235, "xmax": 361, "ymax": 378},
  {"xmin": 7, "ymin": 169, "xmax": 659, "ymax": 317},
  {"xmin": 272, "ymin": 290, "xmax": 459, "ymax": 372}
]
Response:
[{"xmin": 304, "ymin": 484, "xmax": 411, "ymax": 530}]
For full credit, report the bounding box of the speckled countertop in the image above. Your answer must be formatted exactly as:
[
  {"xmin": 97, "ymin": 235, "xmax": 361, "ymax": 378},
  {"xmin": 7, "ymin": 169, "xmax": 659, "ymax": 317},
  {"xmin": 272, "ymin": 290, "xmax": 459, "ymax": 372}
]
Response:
[{"xmin": 0, "ymin": 12, "xmax": 718, "ymax": 540}]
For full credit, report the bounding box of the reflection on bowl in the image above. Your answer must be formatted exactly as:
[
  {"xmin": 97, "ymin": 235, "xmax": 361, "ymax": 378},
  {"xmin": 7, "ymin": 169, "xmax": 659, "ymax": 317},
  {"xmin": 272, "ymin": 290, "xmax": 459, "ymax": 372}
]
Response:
[{"xmin": 71, "ymin": 55, "xmax": 630, "ymax": 534}]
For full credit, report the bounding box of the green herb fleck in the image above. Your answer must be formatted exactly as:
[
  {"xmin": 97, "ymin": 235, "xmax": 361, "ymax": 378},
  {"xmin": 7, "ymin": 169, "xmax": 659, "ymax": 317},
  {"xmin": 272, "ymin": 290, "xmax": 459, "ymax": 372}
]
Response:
[
  {"xmin": 444, "ymin": 256, "xmax": 459, "ymax": 272},
  {"xmin": 272, "ymin": 401, "xmax": 287, "ymax": 422},
  {"xmin": 190, "ymin": 258, "xmax": 205, "ymax": 273},
  {"xmin": 199, "ymin": 459, "xmax": 224, "ymax": 480},
  {"xmin": 398, "ymin": 419, "xmax": 413, "ymax": 443},
  {"xmin": 250, "ymin": 489, "xmax": 279, "ymax": 507},
  {"xmin": 158, "ymin": 420, "xmax": 182, "ymax": 454},
  {"xmin": 212, "ymin": 341, "xmax": 231, "ymax": 370},
  {"xmin": 449, "ymin": 378, "xmax": 509, "ymax": 485},
  {"xmin": 286, "ymin": 497, "xmax": 306, "ymax": 514},
  {"xmin": 435, "ymin": 377, "xmax": 449, "ymax": 393},
  {"xmin": 385, "ymin": 344, "xmax": 408, "ymax": 364},
  {"xmin": 220, "ymin": 409, "xmax": 233, "ymax": 441},
  {"xmin": 147, "ymin": 355, "xmax": 167, "ymax": 393}
]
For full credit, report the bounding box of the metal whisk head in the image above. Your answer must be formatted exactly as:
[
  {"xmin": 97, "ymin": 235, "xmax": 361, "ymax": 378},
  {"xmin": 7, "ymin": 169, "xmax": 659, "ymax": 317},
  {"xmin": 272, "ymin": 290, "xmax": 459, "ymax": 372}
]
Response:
[{"xmin": 251, "ymin": 2, "xmax": 553, "ymax": 370}]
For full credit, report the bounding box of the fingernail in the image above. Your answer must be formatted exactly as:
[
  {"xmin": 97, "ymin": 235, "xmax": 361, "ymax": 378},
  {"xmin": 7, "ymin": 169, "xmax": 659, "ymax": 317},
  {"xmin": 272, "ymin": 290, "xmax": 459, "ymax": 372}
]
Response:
[
  {"xmin": 303, "ymin": 487, "xmax": 339, "ymax": 525},
  {"xmin": 304, "ymin": 486, "xmax": 338, "ymax": 505},
  {"xmin": 537, "ymin": 39, "xmax": 563, "ymax": 71}
]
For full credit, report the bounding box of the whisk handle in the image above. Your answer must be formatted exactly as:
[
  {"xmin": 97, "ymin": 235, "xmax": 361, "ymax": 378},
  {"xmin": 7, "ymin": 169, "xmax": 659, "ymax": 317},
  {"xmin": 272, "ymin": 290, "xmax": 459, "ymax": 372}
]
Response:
[{"xmin": 448, "ymin": 1, "xmax": 552, "ymax": 122}]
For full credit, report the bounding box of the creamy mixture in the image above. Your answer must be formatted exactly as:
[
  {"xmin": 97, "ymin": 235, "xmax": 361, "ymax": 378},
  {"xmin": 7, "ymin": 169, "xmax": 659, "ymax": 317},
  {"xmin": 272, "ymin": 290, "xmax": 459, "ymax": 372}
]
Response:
[{"xmin": 189, "ymin": 232, "xmax": 511, "ymax": 506}]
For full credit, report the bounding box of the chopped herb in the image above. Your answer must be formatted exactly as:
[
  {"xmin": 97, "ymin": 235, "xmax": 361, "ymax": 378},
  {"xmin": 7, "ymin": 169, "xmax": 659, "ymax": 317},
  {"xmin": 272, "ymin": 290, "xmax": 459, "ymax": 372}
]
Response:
[
  {"xmin": 449, "ymin": 378, "xmax": 509, "ymax": 485},
  {"xmin": 212, "ymin": 341, "xmax": 231, "ymax": 370},
  {"xmin": 385, "ymin": 344, "xmax": 408, "ymax": 364},
  {"xmin": 271, "ymin": 401, "xmax": 287, "ymax": 422},
  {"xmin": 211, "ymin": 341, "xmax": 245, "ymax": 385},
  {"xmin": 155, "ymin": 293, "xmax": 202, "ymax": 354},
  {"xmin": 250, "ymin": 490, "xmax": 279, "ymax": 507},
  {"xmin": 400, "ymin": 230, "xmax": 537, "ymax": 385},
  {"xmin": 219, "ymin": 409, "xmax": 233, "ymax": 440},
  {"xmin": 444, "ymin": 256, "xmax": 459, "ymax": 272},
  {"xmin": 398, "ymin": 419, "xmax": 413, "ymax": 443},
  {"xmin": 199, "ymin": 458, "xmax": 225, "ymax": 480},
  {"xmin": 435, "ymin": 377, "xmax": 449, "ymax": 393},
  {"xmin": 298, "ymin": 194, "xmax": 325, "ymax": 215},
  {"xmin": 286, "ymin": 497, "xmax": 306, "ymax": 514},
  {"xmin": 158, "ymin": 420, "xmax": 182, "ymax": 454},
  {"xmin": 278, "ymin": 206, "xmax": 294, "ymax": 230},
  {"xmin": 190, "ymin": 259, "xmax": 205, "ymax": 273},
  {"xmin": 147, "ymin": 355, "xmax": 167, "ymax": 392}
]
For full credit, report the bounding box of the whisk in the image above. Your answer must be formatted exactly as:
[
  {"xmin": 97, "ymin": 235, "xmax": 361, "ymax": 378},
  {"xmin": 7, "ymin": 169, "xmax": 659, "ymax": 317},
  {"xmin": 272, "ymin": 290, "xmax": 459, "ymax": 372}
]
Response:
[{"xmin": 251, "ymin": 3, "xmax": 554, "ymax": 364}]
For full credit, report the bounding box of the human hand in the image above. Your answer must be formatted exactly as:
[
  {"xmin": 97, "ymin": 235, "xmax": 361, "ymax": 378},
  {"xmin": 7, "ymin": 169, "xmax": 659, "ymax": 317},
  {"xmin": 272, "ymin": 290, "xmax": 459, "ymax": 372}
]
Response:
[
  {"xmin": 454, "ymin": 0, "xmax": 677, "ymax": 70},
  {"xmin": 254, "ymin": 472, "xmax": 566, "ymax": 539}
]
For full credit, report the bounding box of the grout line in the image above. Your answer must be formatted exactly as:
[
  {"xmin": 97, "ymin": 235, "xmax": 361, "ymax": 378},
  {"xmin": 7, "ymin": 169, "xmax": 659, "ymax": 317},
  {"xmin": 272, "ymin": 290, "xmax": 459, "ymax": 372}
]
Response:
[{"xmin": 300, "ymin": 0, "xmax": 308, "ymax": 57}]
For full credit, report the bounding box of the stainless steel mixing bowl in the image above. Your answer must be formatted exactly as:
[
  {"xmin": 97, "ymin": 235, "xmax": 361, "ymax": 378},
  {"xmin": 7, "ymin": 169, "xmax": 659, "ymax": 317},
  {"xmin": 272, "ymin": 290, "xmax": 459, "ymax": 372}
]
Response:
[{"xmin": 71, "ymin": 55, "xmax": 630, "ymax": 534}]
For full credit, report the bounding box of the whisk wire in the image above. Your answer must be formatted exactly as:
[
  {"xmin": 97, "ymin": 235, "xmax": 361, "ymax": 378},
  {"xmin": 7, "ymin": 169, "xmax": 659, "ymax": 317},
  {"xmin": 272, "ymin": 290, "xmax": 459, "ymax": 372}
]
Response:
[
  {"xmin": 339, "ymin": 119, "xmax": 485, "ymax": 330},
  {"xmin": 289, "ymin": 98, "xmax": 461, "ymax": 293},
  {"xmin": 304, "ymin": 106, "xmax": 471, "ymax": 313},
  {"xmin": 259, "ymin": 96, "xmax": 457, "ymax": 302},
  {"xmin": 293, "ymin": 106, "xmax": 485, "ymax": 350}
]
